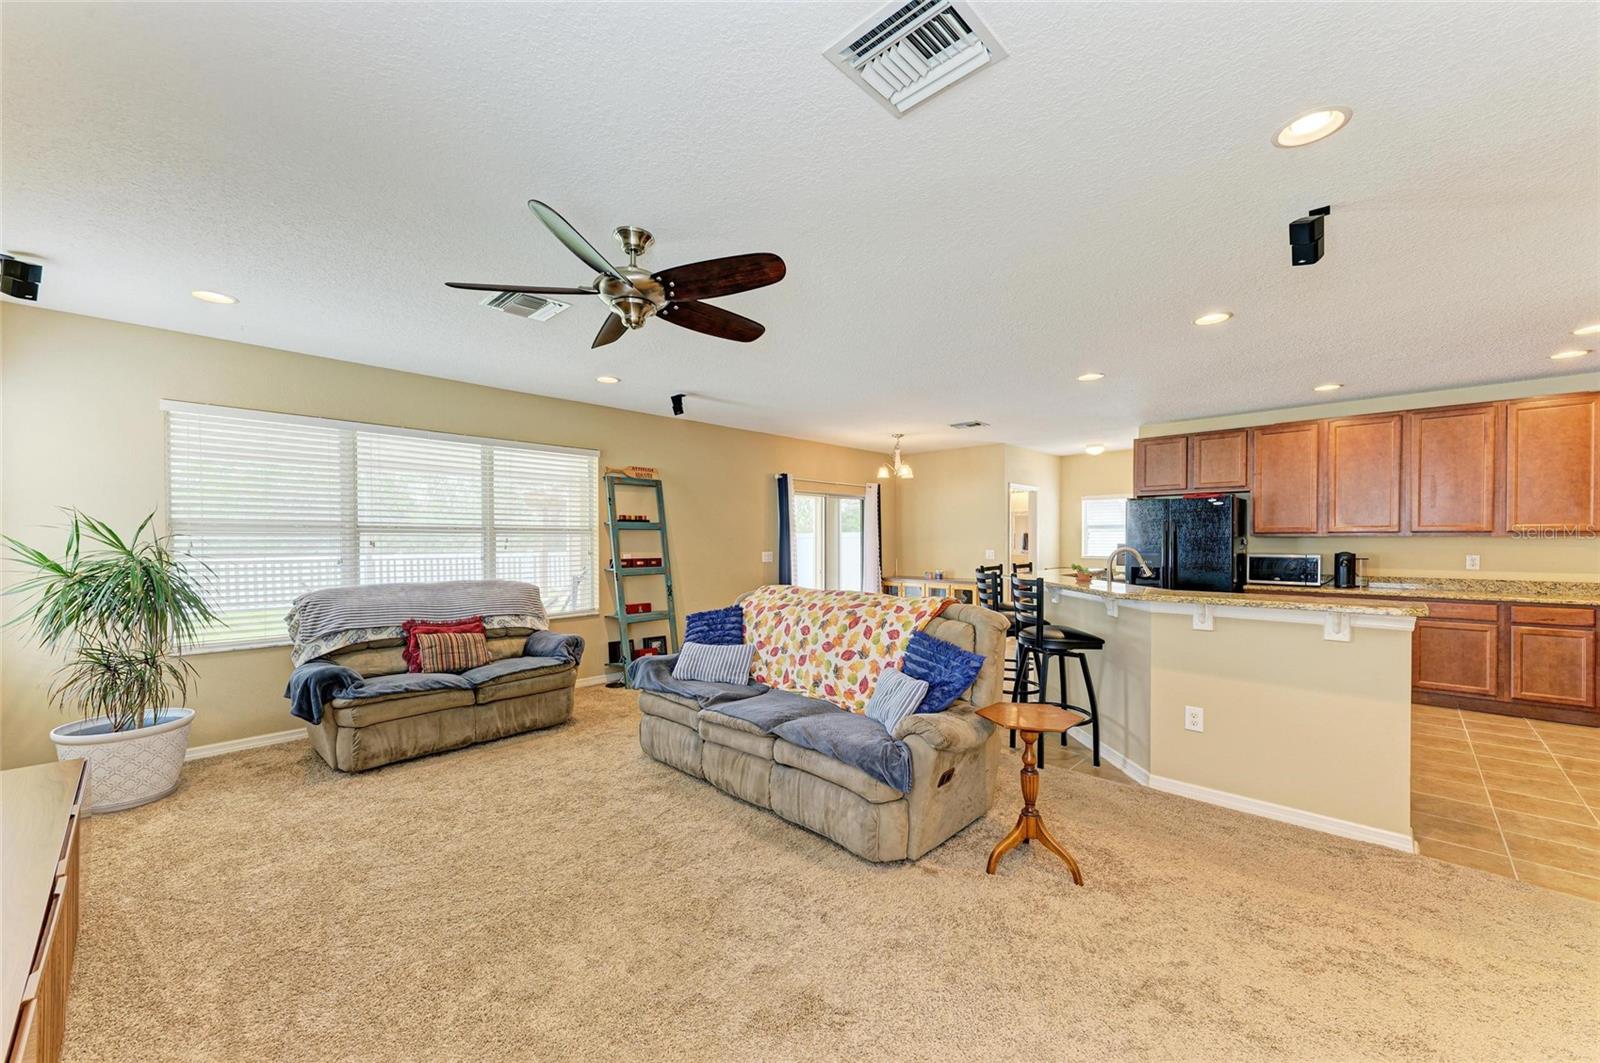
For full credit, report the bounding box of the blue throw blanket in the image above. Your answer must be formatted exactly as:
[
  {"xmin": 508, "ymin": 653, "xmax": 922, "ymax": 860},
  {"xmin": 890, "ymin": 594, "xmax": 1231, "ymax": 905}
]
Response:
[
  {"xmin": 771, "ymin": 711, "xmax": 913, "ymax": 792},
  {"xmin": 284, "ymin": 660, "xmax": 363, "ymax": 725},
  {"xmin": 524, "ymin": 630, "xmax": 585, "ymax": 665},
  {"xmin": 629, "ymin": 654, "xmax": 768, "ymax": 708}
]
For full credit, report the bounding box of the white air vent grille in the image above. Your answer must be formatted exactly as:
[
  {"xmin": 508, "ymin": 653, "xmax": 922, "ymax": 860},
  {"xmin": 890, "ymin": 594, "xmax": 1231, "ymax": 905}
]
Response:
[
  {"xmin": 826, "ymin": 1, "xmax": 1007, "ymax": 116},
  {"xmin": 481, "ymin": 291, "xmax": 570, "ymax": 322},
  {"xmin": 949, "ymin": 420, "xmax": 989, "ymax": 429}
]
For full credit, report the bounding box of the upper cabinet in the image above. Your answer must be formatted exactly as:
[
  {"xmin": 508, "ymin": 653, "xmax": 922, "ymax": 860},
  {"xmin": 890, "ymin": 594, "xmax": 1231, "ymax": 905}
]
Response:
[
  {"xmin": 1133, "ymin": 435, "xmax": 1189, "ymax": 495},
  {"xmin": 1408, "ymin": 403, "xmax": 1501, "ymax": 533},
  {"xmin": 1326, "ymin": 413, "xmax": 1403, "ymax": 533},
  {"xmin": 1251, "ymin": 421, "xmax": 1322, "ymax": 534},
  {"xmin": 1506, "ymin": 393, "xmax": 1600, "ymax": 533},
  {"xmin": 1189, "ymin": 430, "xmax": 1250, "ymax": 492}
]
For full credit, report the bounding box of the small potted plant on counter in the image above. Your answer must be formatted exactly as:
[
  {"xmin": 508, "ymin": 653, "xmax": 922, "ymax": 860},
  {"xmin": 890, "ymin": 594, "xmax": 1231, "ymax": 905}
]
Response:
[
  {"xmin": 5, "ymin": 512, "xmax": 217, "ymax": 813},
  {"xmin": 1070, "ymin": 564, "xmax": 1094, "ymax": 585}
]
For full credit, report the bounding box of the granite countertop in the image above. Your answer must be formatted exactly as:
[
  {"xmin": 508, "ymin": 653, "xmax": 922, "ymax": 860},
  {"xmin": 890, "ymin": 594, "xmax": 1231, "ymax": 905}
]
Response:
[
  {"xmin": 1241, "ymin": 575, "xmax": 1600, "ymax": 608},
  {"xmin": 1039, "ymin": 570, "xmax": 1429, "ymax": 617}
]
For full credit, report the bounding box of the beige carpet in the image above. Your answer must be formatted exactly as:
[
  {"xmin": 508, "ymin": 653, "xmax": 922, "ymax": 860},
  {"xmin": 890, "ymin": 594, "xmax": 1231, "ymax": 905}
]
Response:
[{"xmin": 65, "ymin": 686, "xmax": 1598, "ymax": 1062}]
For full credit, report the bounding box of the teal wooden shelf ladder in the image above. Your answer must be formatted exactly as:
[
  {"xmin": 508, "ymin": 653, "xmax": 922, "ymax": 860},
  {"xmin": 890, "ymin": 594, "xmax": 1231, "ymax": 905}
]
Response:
[{"xmin": 604, "ymin": 474, "xmax": 679, "ymax": 687}]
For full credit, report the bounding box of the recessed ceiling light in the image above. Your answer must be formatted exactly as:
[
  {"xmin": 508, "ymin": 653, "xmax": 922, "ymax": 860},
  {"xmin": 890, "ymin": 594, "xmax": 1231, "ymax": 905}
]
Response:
[
  {"xmin": 190, "ymin": 290, "xmax": 237, "ymax": 304},
  {"xmin": 1550, "ymin": 349, "xmax": 1591, "ymax": 361},
  {"xmin": 1273, "ymin": 107, "xmax": 1351, "ymax": 148},
  {"xmin": 595, "ymin": 375, "xmax": 621, "ymax": 384},
  {"xmin": 1077, "ymin": 372, "xmax": 1105, "ymax": 382},
  {"xmin": 1571, "ymin": 324, "xmax": 1600, "ymax": 336},
  {"xmin": 1193, "ymin": 311, "xmax": 1233, "ymax": 326},
  {"xmin": 1313, "ymin": 383, "xmax": 1343, "ymax": 392},
  {"xmin": 1085, "ymin": 444, "xmax": 1106, "ymax": 456}
]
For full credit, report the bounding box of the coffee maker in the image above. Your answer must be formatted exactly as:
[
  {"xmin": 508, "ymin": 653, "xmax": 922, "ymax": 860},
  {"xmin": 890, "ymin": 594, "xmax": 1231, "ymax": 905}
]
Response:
[{"xmin": 1333, "ymin": 552, "xmax": 1367, "ymax": 589}]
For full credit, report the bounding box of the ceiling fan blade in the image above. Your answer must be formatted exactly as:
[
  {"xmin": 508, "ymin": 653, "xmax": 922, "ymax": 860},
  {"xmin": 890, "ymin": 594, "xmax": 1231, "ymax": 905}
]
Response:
[
  {"xmin": 651, "ymin": 253, "xmax": 785, "ymax": 301},
  {"xmin": 446, "ymin": 282, "xmax": 598, "ymax": 295},
  {"xmin": 528, "ymin": 200, "xmax": 628, "ymax": 284},
  {"xmin": 658, "ymin": 301, "xmax": 765, "ymax": 343},
  {"xmin": 592, "ymin": 314, "xmax": 627, "ymax": 349}
]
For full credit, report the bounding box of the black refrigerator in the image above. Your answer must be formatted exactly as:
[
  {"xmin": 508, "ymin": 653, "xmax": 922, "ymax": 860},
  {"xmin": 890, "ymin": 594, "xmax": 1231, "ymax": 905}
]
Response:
[{"xmin": 1122, "ymin": 494, "xmax": 1247, "ymax": 592}]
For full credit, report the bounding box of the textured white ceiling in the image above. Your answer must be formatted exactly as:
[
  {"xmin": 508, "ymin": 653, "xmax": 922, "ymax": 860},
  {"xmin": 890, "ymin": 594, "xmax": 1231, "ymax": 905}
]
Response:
[{"xmin": 3, "ymin": 2, "xmax": 1596, "ymax": 454}]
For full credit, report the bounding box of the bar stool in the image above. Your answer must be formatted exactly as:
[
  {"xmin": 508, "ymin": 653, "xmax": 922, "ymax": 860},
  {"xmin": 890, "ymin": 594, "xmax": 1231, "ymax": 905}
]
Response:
[
  {"xmin": 1010, "ymin": 575, "xmax": 1105, "ymax": 767},
  {"xmin": 976, "ymin": 565, "xmax": 1039, "ymax": 701}
]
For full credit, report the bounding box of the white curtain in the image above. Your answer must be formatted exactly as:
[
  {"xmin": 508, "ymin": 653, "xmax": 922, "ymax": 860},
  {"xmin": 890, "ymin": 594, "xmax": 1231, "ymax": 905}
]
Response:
[{"xmin": 862, "ymin": 483, "xmax": 882, "ymax": 593}]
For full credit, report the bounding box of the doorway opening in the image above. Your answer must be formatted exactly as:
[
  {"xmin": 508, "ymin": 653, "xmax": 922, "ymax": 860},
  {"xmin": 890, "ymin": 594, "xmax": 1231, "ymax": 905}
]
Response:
[{"xmin": 1009, "ymin": 484, "xmax": 1038, "ymax": 570}]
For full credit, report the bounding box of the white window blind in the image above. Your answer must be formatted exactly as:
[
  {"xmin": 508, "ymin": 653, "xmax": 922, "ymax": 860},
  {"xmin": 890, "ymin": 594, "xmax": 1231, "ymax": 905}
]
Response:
[
  {"xmin": 1081, "ymin": 496, "xmax": 1128, "ymax": 559},
  {"xmin": 165, "ymin": 402, "xmax": 598, "ymax": 649}
]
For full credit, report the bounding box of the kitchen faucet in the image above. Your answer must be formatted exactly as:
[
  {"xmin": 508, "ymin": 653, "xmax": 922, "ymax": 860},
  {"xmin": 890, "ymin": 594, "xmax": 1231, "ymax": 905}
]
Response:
[{"xmin": 1105, "ymin": 545, "xmax": 1154, "ymax": 588}]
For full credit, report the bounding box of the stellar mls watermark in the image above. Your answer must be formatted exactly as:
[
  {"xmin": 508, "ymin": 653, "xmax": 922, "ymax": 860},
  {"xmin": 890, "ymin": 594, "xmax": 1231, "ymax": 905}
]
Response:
[{"xmin": 1509, "ymin": 525, "xmax": 1598, "ymax": 540}]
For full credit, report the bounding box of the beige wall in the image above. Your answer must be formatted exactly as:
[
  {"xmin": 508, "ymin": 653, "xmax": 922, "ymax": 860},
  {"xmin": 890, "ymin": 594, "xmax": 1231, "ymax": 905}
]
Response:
[
  {"xmin": 0, "ymin": 305, "xmax": 897, "ymax": 768},
  {"xmin": 1142, "ymin": 375, "xmax": 1600, "ymax": 581},
  {"xmin": 1059, "ymin": 450, "xmax": 1135, "ymax": 566},
  {"xmin": 891, "ymin": 444, "xmax": 1006, "ymax": 577}
]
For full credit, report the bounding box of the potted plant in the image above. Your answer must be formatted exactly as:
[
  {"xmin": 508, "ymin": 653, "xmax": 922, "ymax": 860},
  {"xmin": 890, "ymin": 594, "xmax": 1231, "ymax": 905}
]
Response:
[
  {"xmin": 5, "ymin": 512, "xmax": 217, "ymax": 813},
  {"xmin": 1070, "ymin": 564, "xmax": 1094, "ymax": 585}
]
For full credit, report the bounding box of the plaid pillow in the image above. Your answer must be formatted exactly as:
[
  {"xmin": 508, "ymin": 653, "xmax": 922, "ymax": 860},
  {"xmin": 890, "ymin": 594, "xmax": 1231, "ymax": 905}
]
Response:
[{"xmin": 414, "ymin": 631, "xmax": 492, "ymax": 674}]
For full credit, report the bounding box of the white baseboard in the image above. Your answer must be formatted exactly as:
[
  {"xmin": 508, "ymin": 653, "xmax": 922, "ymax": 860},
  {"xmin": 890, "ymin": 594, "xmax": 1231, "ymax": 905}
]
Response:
[
  {"xmin": 186, "ymin": 728, "xmax": 306, "ymax": 761},
  {"xmin": 1065, "ymin": 729, "xmax": 1151, "ymax": 786},
  {"xmin": 576, "ymin": 674, "xmax": 614, "ymax": 688},
  {"xmin": 1146, "ymin": 773, "xmax": 1417, "ymax": 853}
]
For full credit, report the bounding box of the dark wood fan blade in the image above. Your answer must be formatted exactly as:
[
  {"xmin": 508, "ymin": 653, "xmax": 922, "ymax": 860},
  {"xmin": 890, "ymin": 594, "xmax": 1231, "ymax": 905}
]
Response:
[
  {"xmin": 446, "ymin": 282, "xmax": 598, "ymax": 294},
  {"xmin": 651, "ymin": 253, "xmax": 785, "ymax": 301},
  {"xmin": 658, "ymin": 301, "xmax": 765, "ymax": 343},
  {"xmin": 528, "ymin": 200, "xmax": 628, "ymax": 284},
  {"xmin": 592, "ymin": 314, "xmax": 627, "ymax": 349}
]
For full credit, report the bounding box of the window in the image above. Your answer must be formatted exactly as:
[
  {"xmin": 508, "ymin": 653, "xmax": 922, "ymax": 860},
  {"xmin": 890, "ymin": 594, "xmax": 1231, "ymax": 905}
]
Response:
[
  {"xmin": 1081, "ymin": 495, "xmax": 1128, "ymax": 559},
  {"xmin": 164, "ymin": 402, "xmax": 598, "ymax": 649},
  {"xmin": 792, "ymin": 491, "xmax": 864, "ymax": 592}
]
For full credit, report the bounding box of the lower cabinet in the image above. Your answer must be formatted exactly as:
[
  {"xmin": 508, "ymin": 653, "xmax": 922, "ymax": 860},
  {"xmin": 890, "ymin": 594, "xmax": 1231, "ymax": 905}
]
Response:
[
  {"xmin": 1412, "ymin": 601, "xmax": 1600, "ymax": 724},
  {"xmin": 1414, "ymin": 612, "xmax": 1500, "ymax": 699},
  {"xmin": 1511, "ymin": 622, "xmax": 1596, "ymax": 710}
]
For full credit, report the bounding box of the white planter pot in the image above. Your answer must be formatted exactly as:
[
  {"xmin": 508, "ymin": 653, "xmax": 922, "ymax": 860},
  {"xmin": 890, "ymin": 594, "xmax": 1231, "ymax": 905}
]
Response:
[{"xmin": 51, "ymin": 708, "xmax": 194, "ymax": 813}]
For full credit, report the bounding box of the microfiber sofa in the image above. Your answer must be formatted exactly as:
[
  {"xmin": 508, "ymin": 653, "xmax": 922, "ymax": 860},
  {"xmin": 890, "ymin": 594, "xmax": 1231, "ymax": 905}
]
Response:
[
  {"xmin": 634, "ymin": 596, "xmax": 1009, "ymax": 862},
  {"xmin": 291, "ymin": 629, "xmax": 583, "ymax": 772}
]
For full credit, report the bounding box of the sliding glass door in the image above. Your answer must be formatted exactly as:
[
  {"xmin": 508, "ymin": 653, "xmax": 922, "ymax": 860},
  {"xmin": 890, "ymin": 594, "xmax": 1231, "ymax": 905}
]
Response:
[{"xmin": 793, "ymin": 492, "xmax": 864, "ymax": 592}]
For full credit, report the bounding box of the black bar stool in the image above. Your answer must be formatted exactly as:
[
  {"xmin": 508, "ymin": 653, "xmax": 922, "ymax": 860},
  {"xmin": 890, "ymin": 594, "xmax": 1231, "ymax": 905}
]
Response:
[
  {"xmin": 976, "ymin": 565, "xmax": 1039, "ymax": 701},
  {"xmin": 1010, "ymin": 575, "xmax": 1105, "ymax": 767}
]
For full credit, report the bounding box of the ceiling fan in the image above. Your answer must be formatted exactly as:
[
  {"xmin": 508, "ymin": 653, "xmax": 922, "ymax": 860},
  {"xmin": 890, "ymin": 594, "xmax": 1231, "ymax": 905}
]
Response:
[{"xmin": 447, "ymin": 200, "xmax": 785, "ymax": 348}]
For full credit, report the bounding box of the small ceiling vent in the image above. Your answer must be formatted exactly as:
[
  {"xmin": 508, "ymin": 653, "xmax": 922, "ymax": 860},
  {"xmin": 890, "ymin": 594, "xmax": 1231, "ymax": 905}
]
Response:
[
  {"xmin": 949, "ymin": 420, "xmax": 989, "ymax": 429},
  {"xmin": 480, "ymin": 291, "xmax": 570, "ymax": 321},
  {"xmin": 825, "ymin": 1, "xmax": 1007, "ymax": 116}
]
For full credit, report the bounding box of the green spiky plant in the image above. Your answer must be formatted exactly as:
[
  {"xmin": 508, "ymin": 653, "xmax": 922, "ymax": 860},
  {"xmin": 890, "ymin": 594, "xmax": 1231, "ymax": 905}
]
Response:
[{"xmin": 5, "ymin": 512, "xmax": 217, "ymax": 732}]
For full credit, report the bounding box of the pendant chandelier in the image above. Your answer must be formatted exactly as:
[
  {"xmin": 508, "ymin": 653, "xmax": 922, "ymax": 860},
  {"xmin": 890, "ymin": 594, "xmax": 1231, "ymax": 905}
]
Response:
[{"xmin": 877, "ymin": 433, "xmax": 914, "ymax": 480}]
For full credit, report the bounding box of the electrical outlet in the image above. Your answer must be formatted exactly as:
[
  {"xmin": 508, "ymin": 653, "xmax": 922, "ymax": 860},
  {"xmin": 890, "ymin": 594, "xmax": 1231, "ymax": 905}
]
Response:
[
  {"xmin": 984, "ymin": 548, "xmax": 996, "ymax": 561},
  {"xmin": 761, "ymin": 551, "xmax": 774, "ymax": 563},
  {"xmin": 1465, "ymin": 554, "xmax": 1480, "ymax": 571},
  {"xmin": 1184, "ymin": 706, "xmax": 1204, "ymax": 732}
]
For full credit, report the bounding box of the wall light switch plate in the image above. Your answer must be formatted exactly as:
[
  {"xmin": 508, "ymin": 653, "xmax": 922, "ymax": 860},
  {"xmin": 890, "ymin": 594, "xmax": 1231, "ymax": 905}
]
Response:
[
  {"xmin": 761, "ymin": 551, "xmax": 774, "ymax": 563},
  {"xmin": 1184, "ymin": 706, "xmax": 1204, "ymax": 732},
  {"xmin": 984, "ymin": 548, "xmax": 996, "ymax": 561},
  {"xmin": 1465, "ymin": 555, "xmax": 1480, "ymax": 570}
]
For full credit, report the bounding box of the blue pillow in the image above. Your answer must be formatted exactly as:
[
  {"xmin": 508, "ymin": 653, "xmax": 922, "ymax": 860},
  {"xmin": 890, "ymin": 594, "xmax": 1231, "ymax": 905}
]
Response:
[
  {"xmin": 864, "ymin": 668, "xmax": 929, "ymax": 733},
  {"xmin": 684, "ymin": 605, "xmax": 744, "ymax": 646},
  {"xmin": 901, "ymin": 629, "xmax": 985, "ymax": 714}
]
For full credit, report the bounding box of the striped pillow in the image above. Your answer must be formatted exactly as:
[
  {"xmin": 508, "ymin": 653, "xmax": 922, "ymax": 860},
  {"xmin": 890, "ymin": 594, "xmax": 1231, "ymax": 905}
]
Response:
[
  {"xmin": 671, "ymin": 641, "xmax": 754, "ymax": 685},
  {"xmin": 415, "ymin": 630, "xmax": 493, "ymax": 674},
  {"xmin": 864, "ymin": 668, "xmax": 930, "ymax": 733}
]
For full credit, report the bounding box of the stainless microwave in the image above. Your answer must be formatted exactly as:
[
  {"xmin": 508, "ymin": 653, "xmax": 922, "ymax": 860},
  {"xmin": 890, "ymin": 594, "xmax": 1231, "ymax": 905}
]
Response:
[{"xmin": 1246, "ymin": 554, "xmax": 1324, "ymax": 586}]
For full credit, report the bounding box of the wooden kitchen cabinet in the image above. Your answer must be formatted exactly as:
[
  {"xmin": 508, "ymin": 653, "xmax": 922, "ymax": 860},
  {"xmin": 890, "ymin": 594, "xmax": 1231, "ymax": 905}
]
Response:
[
  {"xmin": 1413, "ymin": 611, "xmax": 1501, "ymax": 699},
  {"xmin": 1407, "ymin": 402, "xmax": 1501, "ymax": 533},
  {"xmin": 1505, "ymin": 393, "xmax": 1600, "ymax": 533},
  {"xmin": 1412, "ymin": 600, "xmax": 1600, "ymax": 725},
  {"xmin": 1326, "ymin": 413, "xmax": 1402, "ymax": 533},
  {"xmin": 1511, "ymin": 625, "xmax": 1597, "ymax": 709},
  {"xmin": 1188, "ymin": 429, "xmax": 1249, "ymax": 492},
  {"xmin": 1251, "ymin": 421, "xmax": 1322, "ymax": 534},
  {"xmin": 1133, "ymin": 436, "xmax": 1188, "ymax": 496}
]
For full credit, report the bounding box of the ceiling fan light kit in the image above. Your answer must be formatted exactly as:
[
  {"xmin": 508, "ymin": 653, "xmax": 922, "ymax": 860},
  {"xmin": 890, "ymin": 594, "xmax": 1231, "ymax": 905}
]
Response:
[{"xmin": 448, "ymin": 200, "xmax": 785, "ymax": 349}]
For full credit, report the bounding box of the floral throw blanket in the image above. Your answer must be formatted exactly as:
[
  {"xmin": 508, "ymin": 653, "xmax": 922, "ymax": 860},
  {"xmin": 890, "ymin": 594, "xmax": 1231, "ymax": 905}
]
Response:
[{"xmin": 741, "ymin": 585, "xmax": 948, "ymax": 713}]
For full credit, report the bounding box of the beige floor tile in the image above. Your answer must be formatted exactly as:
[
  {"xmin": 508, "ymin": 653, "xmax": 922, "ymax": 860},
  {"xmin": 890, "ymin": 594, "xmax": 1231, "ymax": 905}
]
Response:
[
  {"xmin": 1555, "ymin": 757, "xmax": 1600, "ymax": 784},
  {"xmin": 1493, "ymin": 808, "xmax": 1600, "ymax": 851},
  {"xmin": 1529, "ymin": 718, "xmax": 1600, "ymax": 740},
  {"xmin": 1571, "ymin": 784, "xmax": 1600, "ymax": 808},
  {"xmin": 1463, "ymin": 710, "xmax": 1534, "ymax": 728},
  {"xmin": 1413, "ymin": 774, "xmax": 1491, "ymax": 804},
  {"xmin": 1512, "ymin": 860, "xmax": 1600, "ymax": 903},
  {"xmin": 1411, "ymin": 751, "xmax": 1479, "ymax": 774},
  {"xmin": 1476, "ymin": 772, "xmax": 1586, "ymax": 803},
  {"xmin": 1416, "ymin": 836, "xmax": 1514, "ymax": 878},
  {"xmin": 1411, "ymin": 793, "xmax": 1499, "ymax": 829},
  {"xmin": 1465, "ymin": 733, "xmax": 1549, "ymax": 755},
  {"xmin": 1415, "ymin": 761, "xmax": 1492, "ymax": 786},
  {"xmin": 1412, "ymin": 719, "xmax": 1469, "ymax": 737},
  {"xmin": 1412, "ymin": 811, "xmax": 1507, "ymax": 854},
  {"xmin": 1501, "ymin": 832, "xmax": 1600, "ymax": 877},
  {"xmin": 1462, "ymin": 740, "xmax": 1556, "ymax": 766},
  {"xmin": 1411, "ymin": 732, "xmax": 1474, "ymax": 752},
  {"xmin": 1412, "ymin": 705, "xmax": 1462, "ymax": 722},
  {"xmin": 1487, "ymin": 788, "xmax": 1598, "ymax": 826},
  {"xmin": 1473, "ymin": 752, "xmax": 1566, "ymax": 779},
  {"xmin": 1539, "ymin": 738, "xmax": 1600, "ymax": 761}
]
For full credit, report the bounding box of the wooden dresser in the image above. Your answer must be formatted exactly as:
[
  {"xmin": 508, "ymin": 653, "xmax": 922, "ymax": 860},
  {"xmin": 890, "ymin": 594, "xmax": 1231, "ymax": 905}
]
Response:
[{"xmin": 2, "ymin": 761, "xmax": 85, "ymax": 1063}]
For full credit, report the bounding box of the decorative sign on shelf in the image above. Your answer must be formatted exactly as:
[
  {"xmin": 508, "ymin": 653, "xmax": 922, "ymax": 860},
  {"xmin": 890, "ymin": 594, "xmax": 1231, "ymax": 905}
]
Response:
[
  {"xmin": 625, "ymin": 602, "xmax": 653, "ymax": 615},
  {"xmin": 619, "ymin": 554, "xmax": 663, "ymax": 568},
  {"xmin": 605, "ymin": 465, "xmax": 659, "ymax": 480},
  {"xmin": 617, "ymin": 513, "xmax": 650, "ymax": 523}
]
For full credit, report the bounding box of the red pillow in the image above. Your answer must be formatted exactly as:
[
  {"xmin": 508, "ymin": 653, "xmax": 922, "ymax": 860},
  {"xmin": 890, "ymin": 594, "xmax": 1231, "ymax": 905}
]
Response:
[{"xmin": 403, "ymin": 616, "xmax": 485, "ymax": 672}]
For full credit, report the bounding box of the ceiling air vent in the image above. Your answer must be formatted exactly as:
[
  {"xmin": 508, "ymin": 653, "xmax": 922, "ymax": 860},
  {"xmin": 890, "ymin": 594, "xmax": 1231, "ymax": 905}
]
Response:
[
  {"xmin": 825, "ymin": 1, "xmax": 1007, "ymax": 116},
  {"xmin": 949, "ymin": 420, "xmax": 989, "ymax": 429},
  {"xmin": 480, "ymin": 291, "xmax": 570, "ymax": 322}
]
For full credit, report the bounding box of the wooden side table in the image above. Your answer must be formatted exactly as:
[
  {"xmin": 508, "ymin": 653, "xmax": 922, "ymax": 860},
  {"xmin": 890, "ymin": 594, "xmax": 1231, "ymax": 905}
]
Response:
[{"xmin": 976, "ymin": 702, "xmax": 1088, "ymax": 883}]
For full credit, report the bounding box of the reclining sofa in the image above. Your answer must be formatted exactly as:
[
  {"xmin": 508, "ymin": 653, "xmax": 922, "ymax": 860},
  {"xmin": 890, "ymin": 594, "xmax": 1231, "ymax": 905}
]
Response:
[{"xmin": 634, "ymin": 592, "xmax": 1008, "ymax": 862}]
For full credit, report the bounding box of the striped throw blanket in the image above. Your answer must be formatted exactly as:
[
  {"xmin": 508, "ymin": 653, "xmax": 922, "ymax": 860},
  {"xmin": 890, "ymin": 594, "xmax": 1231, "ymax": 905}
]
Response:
[{"xmin": 285, "ymin": 580, "xmax": 547, "ymax": 666}]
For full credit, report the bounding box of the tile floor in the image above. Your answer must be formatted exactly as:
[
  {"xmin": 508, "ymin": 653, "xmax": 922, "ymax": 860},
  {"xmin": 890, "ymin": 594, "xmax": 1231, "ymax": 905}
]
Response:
[{"xmin": 1411, "ymin": 703, "xmax": 1600, "ymax": 902}]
